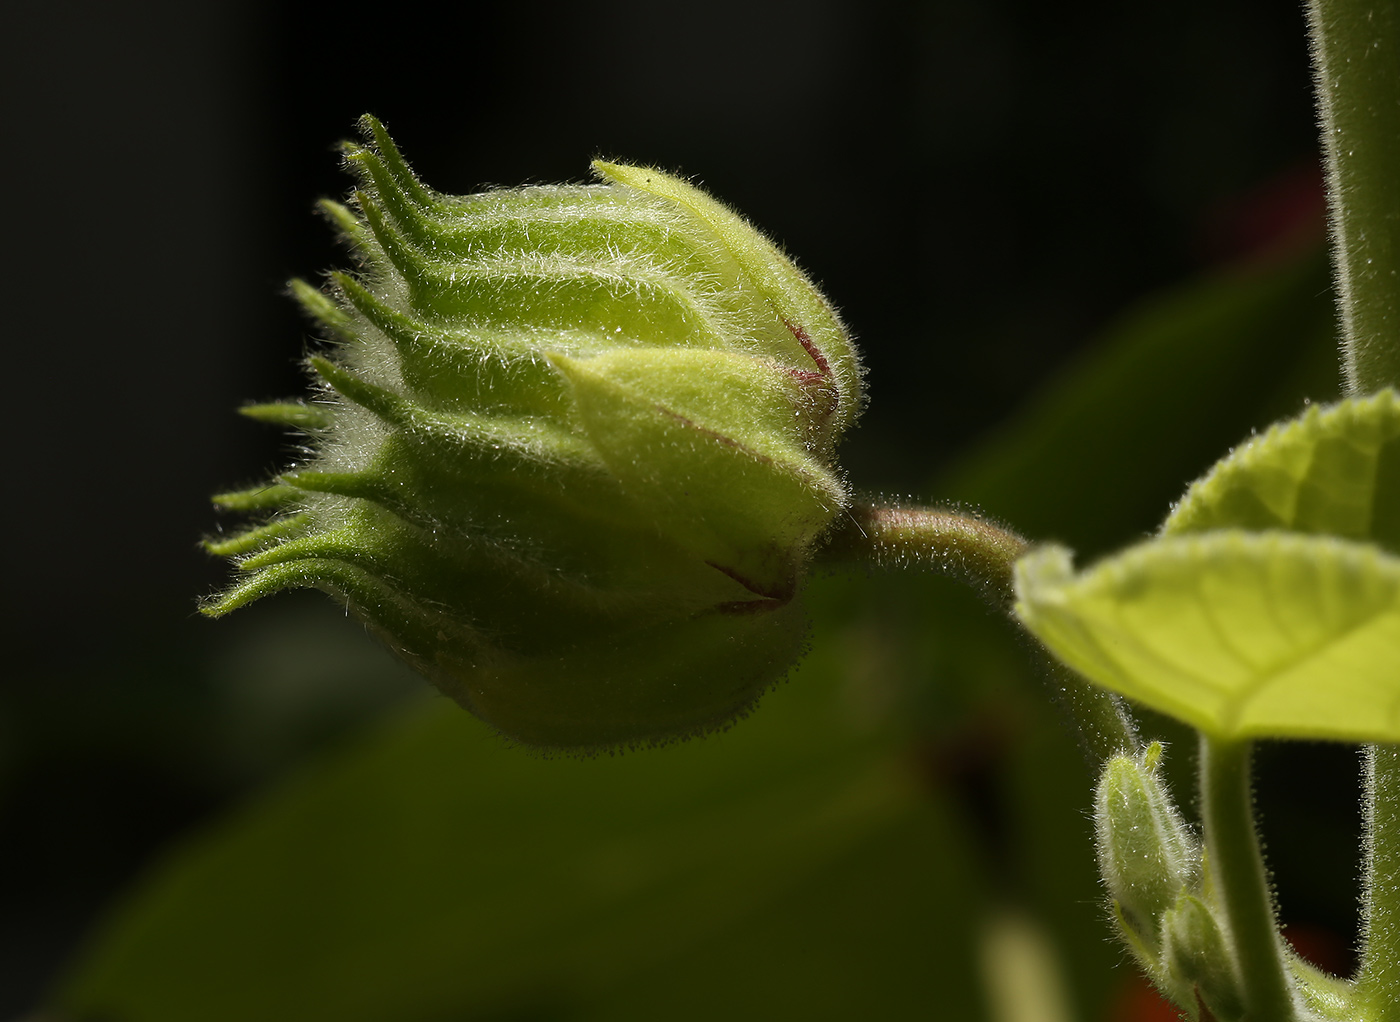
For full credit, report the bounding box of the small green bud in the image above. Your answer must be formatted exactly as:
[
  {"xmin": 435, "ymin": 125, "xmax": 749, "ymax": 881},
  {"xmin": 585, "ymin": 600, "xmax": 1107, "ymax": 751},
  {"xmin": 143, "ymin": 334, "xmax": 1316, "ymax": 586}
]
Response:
[
  {"xmin": 1163, "ymin": 893, "xmax": 1245, "ymax": 1021},
  {"xmin": 1094, "ymin": 742, "xmax": 1197, "ymax": 956},
  {"xmin": 203, "ymin": 116, "xmax": 863, "ymax": 749}
]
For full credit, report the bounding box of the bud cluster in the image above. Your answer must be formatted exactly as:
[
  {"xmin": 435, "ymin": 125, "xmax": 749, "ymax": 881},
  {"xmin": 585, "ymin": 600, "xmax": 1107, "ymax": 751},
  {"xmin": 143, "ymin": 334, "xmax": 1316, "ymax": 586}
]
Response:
[
  {"xmin": 204, "ymin": 116, "xmax": 863, "ymax": 749},
  {"xmin": 1094, "ymin": 743, "xmax": 1244, "ymax": 1018}
]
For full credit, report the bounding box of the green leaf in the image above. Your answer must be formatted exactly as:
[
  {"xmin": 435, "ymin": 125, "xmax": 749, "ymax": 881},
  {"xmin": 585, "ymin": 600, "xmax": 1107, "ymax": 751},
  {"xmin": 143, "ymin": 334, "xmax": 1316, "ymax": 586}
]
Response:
[
  {"xmin": 1165, "ymin": 388, "xmax": 1400, "ymax": 548},
  {"xmin": 1014, "ymin": 530, "xmax": 1400, "ymax": 742}
]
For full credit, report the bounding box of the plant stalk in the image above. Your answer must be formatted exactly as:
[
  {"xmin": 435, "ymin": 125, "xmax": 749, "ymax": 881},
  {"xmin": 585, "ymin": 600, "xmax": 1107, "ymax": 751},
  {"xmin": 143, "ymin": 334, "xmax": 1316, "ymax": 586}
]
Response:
[
  {"xmin": 1309, "ymin": 2, "xmax": 1400, "ymax": 1010},
  {"xmin": 1198, "ymin": 733, "xmax": 1300, "ymax": 1021},
  {"xmin": 823, "ymin": 503, "xmax": 1030, "ymax": 606},
  {"xmin": 1361, "ymin": 744, "xmax": 1400, "ymax": 1018},
  {"xmin": 1306, "ymin": 0, "xmax": 1400, "ymax": 394},
  {"xmin": 822, "ymin": 504, "xmax": 1138, "ymax": 763}
]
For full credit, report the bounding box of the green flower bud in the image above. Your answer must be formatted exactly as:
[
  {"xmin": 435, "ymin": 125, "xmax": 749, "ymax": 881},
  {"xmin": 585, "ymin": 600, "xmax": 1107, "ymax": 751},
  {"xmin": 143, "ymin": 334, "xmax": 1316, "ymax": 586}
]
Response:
[
  {"xmin": 1163, "ymin": 893, "xmax": 1245, "ymax": 1021},
  {"xmin": 1094, "ymin": 743, "xmax": 1198, "ymax": 957},
  {"xmin": 203, "ymin": 116, "xmax": 863, "ymax": 749}
]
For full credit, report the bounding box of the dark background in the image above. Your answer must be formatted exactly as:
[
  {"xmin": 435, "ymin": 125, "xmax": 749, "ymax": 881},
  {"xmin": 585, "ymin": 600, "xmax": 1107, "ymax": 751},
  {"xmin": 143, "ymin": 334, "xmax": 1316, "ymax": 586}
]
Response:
[{"xmin": 5, "ymin": 0, "xmax": 1325, "ymax": 1013}]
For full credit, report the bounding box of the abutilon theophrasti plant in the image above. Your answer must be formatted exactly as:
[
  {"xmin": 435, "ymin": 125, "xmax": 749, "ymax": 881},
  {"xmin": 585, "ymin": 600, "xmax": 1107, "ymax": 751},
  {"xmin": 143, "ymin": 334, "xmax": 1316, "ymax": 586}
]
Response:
[
  {"xmin": 183, "ymin": 0, "xmax": 1400, "ymax": 1013},
  {"xmin": 203, "ymin": 5, "xmax": 1400, "ymax": 1005}
]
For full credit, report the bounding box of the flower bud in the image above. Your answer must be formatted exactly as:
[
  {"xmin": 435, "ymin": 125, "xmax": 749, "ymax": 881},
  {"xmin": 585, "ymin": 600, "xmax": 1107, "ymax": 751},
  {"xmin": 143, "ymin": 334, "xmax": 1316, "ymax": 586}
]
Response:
[
  {"xmin": 203, "ymin": 116, "xmax": 863, "ymax": 749},
  {"xmin": 1094, "ymin": 743, "xmax": 1197, "ymax": 956},
  {"xmin": 1163, "ymin": 893, "xmax": 1245, "ymax": 1021}
]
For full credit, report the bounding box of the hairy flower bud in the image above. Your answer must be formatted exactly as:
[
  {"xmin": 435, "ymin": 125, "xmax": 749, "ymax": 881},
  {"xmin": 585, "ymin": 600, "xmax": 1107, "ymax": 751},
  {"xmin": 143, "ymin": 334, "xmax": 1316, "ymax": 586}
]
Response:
[
  {"xmin": 204, "ymin": 116, "xmax": 863, "ymax": 748},
  {"xmin": 1094, "ymin": 743, "xmax": 1198, "ymax": 957},
  {"xmin": 1163, "ymin": 893, "xmax": 1245, "ymax": 1020}
]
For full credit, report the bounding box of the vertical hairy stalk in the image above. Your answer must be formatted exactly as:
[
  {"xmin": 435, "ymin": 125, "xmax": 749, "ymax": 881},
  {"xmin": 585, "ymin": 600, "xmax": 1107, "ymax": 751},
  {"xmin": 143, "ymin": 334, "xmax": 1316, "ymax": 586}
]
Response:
[
  {"xmin": 1306, "ymin": 0, "xmax": 1400, "ymax": 394},
  {"xmin": 1198, "ymin": 735, "xmax": 1300, "ymax": 1021}
]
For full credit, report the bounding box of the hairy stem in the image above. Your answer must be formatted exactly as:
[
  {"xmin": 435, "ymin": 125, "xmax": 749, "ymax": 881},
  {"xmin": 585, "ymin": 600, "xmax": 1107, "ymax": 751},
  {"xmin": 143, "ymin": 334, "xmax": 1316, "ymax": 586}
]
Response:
[
  {"xmin": 1362, "ymin": 744, "xmax": 1400, "ymax": 1018},
  {"xmin": 824, "ymin": 503, "xmax": 1029, "ymax": 604},
  {"xmin": 822, "ymin": 503, "xmax": 1138, "ymax": 762},
  {"xmin": 1198, "ymin": 734, "xmax": 1300, "ymax": 1021},
  {"xmin": 1306, "ymin": 0, "xmax": 1400, "ymax": 394}
]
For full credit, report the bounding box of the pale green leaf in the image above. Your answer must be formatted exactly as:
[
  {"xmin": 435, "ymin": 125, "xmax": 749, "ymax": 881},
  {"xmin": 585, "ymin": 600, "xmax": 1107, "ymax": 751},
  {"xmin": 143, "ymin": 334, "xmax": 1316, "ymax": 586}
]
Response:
[
  {"xmin": 1014, "ymin": 531, "xmax": 1400, "ymax": 742},
  {"xmin": 1165, "ymin": 388, "xmax": 1400, "ymax": 546}
]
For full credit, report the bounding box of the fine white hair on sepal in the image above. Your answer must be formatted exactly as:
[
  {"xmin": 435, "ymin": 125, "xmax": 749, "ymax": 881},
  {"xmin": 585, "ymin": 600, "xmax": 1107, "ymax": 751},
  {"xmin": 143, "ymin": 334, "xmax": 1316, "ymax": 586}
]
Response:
[{"xmin": 205, "ymin": 115, "xmax": 866, "ymax": 751}]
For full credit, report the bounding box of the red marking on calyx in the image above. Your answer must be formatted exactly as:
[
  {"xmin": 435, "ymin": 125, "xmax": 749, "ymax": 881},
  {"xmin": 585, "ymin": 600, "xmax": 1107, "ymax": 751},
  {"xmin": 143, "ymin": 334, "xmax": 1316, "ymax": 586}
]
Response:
[
  {"xmin": 784, "ymin": 319, "xmax": 832, "ymax": 378},
  {"xmin": 788, "ymin": 369, "xmax": 825, "ymax": 388},
  {"xmin": 658, "ymin": 405, "xmax": 776, "ymax": 462},
  {"xmin": 783, "ymin": 319, "xmax": 840, "ymax": 426},
  {"xmin": 707, "ymin": 560, "xmax": 797, "ymax": 606}
]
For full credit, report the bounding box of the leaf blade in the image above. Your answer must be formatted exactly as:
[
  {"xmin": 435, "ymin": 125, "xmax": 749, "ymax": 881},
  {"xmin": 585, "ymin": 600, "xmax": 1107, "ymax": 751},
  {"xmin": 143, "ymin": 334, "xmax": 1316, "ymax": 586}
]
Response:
[
  {"xmin": 1165, "ymin": 389, "xmax": 1400, "ymax": 547},
  {"xmin": 1014, "ymin": 531, "xmax": 1400, "ymax": 742}
]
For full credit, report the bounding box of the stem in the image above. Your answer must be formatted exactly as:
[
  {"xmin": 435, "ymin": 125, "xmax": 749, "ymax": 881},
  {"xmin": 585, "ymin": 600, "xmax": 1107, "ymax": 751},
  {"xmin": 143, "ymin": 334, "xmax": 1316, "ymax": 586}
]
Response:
[
  {"xmin": 822, "ymin": 503, "xmax": 1138, "ymax": 762},
  {"xmin": 822, "ymin": 503, "xmax": 1030, "ymax": 606},
  {"xmin": 1198, "ymin": 734, "xmax": 1299, "ymax": 1021},
  {"xmin": 1306, "ymin": 0, "xmax": 1400, "ymax": 394},
  {"xmin": 1308, "ymin": 3, "xmax": 1400, "ymax": 1007},
  {"xmin": 1361, "ymin": 744, "xmax": 1400, "ymax": 1018}
]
